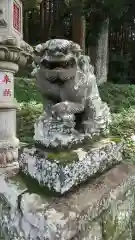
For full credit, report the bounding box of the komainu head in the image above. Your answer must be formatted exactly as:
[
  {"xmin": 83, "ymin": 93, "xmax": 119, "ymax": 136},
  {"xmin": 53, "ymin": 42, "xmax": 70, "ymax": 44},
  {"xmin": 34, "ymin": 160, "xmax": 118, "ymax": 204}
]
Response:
[{"xmin": 32, "ymin": 39, "xmax": 83, "ymax": 82}]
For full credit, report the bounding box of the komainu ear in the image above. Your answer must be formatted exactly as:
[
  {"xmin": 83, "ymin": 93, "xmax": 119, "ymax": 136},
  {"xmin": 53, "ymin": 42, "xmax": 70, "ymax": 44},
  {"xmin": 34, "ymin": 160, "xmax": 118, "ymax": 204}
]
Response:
[
  {"xmin": 34, "ymin": 42, "xmax": 49, "ymax": 57},
  {"xmin": 35, "ymin": 44, "xmax": 43, "ymax": 53},
  {"xmin": 70, "ymin": 41, "xmax": 82, "ymax": 55},
  {"xmin": 77, "ymin": 55, "xmax": 93, "ymax": 73}
]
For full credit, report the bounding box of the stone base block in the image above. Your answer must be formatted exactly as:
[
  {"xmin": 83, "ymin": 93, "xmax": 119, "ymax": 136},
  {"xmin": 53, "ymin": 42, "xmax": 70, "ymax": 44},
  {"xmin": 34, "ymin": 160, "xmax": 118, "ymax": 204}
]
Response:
[
  {"xmin": 0, "ymin": 164, "xmax": 135, "ymax": 239},
  {"xmin": 19, "ymin": 138, "xmax": 123, "ymax": 194}
]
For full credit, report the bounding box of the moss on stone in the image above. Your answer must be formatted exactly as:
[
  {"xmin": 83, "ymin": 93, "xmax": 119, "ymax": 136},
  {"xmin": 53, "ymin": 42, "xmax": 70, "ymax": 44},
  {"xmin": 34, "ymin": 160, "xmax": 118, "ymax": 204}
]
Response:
[
  {"xmin": 102, "ymin": 213, "xmax": 118, "ymax": 240},
  {"xmin": 47, "ymin": 151, "xmax": 78, "ymax": 165},
  {"xmin": 20, "ymin": 136, "xmax": 122, "ymax": 166},
  {"xmin": 11, "ymin": 173, "xmax": 59, "ymax": 198},
  {"xmin": 109, "ymin": 136, "xmax": 122, "ymax": 143},
  {"xmin": 46, "ymin": 136, "xmax": 121, "ymax": 165},
  {"xmin": 10, "ymin": 174, "xmax": 28, "ymax": 192}
]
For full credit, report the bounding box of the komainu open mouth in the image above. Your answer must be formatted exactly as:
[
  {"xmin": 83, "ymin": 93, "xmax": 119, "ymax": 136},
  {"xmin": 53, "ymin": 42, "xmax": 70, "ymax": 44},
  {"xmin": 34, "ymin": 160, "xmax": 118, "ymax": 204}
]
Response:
[{"xmin": 41, "ymin": 57, "xmax": 76, "ymax": 69}]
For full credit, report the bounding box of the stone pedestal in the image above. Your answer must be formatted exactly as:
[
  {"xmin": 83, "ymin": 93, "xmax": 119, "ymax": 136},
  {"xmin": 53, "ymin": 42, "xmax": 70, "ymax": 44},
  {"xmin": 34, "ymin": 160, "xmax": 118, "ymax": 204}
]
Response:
[
  {"xmin": 0, "ymin": 0, "xmax": 33, "ymax": 167},
  {"xmin": 19, "ymin": 137, "xmax": 123, "ymax": 194},
  {"xmin": 0, "ymin": 62, "xmax": 19, "ymax": 167},
  {"xmin": 0, "ymin": 42, "xmax": 32, "ymax": 167}
]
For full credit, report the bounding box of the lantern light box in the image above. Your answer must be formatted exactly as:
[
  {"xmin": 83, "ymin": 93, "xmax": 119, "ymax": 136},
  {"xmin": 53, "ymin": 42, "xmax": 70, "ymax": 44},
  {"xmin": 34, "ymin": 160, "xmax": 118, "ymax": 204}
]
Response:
[{"xmin": 0, "ymin": 0, "xmax": 23, "ymax": 41}]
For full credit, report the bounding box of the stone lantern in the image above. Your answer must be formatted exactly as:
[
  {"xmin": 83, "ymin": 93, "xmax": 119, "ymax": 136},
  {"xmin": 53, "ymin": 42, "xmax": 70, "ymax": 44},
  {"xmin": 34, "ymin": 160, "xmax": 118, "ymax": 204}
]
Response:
[
  {"xmin": 0, "ymin": 0, "xmax": 23, "ymax": 41},
  {"xmin": 0, "ymin": 0, "xmax": 33, "ymax": 168}
]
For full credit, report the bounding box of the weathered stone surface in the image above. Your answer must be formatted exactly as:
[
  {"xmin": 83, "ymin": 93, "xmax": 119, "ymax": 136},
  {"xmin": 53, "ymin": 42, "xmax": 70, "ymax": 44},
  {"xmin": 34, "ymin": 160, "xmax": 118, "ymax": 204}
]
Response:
[
  {"xmin": 0, "ymin": 164, "xmax": 135, "ymax": 239},
  {"xmin": 19, "ymin": 138, "xmax": 123, "ymax": 194},
  {"xmin": 102, "ymin": 190, "xmax": 134, "ymax": 239},
  {"xmin": 119, "ymin": 226, "xmax": 132, "ymax": 240},
  {"xmin": 73, "ymin": 222, "xmax": 103, "ymax": 240}
]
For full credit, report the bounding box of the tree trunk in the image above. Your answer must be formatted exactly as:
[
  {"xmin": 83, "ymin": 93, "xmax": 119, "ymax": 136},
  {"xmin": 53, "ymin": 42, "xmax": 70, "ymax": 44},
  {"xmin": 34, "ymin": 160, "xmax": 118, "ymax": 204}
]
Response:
[
  {"xmin": 88, "ymin": 46, "xmax": 96, "ymax": 69},
  {"xmin": 81, "ymin": 17, "xmax": 86, "ymax": 53},
  {"xmin": 48, "ymin": 0, "xmax": 53, "ymax": 38},
  {"xmin": 72, "ymin": 10, "xmax": 86, "ymax": 52},
  {"xmin": 40, "ymin": 0, "xmax": 49, "ymax": 42},
  {"xmin": 51, "ymin": 0, "xmax": 64, "ymax": 38},
  {"xmin": 23, "ymin": 10, "xmax": 29, "ymax": 42},
  {"xmin": 40, "ymin": 1, "xmax": 44, "ymax": 41},
  {"xmin": 95, "ymin": 17, "xmax": 109, "ymax": 85}
]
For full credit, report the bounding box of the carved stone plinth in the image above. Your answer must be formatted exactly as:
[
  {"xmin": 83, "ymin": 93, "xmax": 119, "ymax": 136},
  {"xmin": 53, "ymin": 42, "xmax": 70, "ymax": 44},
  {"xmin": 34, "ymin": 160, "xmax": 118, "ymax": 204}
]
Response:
[
  {"xmin": 34, "ymin": 114, "xmax": 89, "ymax": 149},
  {"xmin": 19, "ymin": 138, "xmax": 123, "ymax": 194}
]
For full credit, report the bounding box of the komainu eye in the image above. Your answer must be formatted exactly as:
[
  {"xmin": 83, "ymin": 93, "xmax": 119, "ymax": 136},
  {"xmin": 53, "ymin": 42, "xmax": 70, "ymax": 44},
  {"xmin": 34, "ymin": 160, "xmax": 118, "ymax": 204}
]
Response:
[
  {"xmin": 62, "ymin": 48, "xmax": 68, "ymax": 55},
  {"xmin": 41, "ymin": 59, "xmax": 50, "ymax": 68}
]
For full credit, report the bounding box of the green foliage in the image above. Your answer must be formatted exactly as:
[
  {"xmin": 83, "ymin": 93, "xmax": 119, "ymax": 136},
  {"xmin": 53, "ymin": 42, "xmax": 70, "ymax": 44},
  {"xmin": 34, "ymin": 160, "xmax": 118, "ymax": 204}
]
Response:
[
  {"xmin": 108, "ymin": 53, "xmax": 132, "ymax": 84},
  {"xmin": 17, "ymin": 102, "xmax": 43, "ymax": 143},
  {"xmin": 84, "ymin": 0, "xmax": 129, "ymax": 18},
  {"xmin": 15, "ymin": 77, "xmax": 42, "ymax": 103},
  {"xmin": 100, "ymin": 83, "xmax": 135, "ymax": 113},
  {"xmin": 100, "ymin": 83, "xmax": 135, "ymax": 162},
  {"xmin": 15, "ymin": 78, "xmax": 42, "ymax": 143},
  {"xmin": 103, "ymin": 0, "xmax": 128, "ymax": 18},
  {"xmin": 23, "ymin": 0, "xmax": 39, "ymax": 10}
]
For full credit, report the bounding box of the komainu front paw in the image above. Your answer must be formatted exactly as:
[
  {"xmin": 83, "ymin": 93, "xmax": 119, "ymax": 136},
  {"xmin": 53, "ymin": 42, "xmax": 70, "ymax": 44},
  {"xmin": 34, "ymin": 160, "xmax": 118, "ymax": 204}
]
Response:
[{"xmin": 51, "ymin": 102, "xmax": 69, "ymax": 116}]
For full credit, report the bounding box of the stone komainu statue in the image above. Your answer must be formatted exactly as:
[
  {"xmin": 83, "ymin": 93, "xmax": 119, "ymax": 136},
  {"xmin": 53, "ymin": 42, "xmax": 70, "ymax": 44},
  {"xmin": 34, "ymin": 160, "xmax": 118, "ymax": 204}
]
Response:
[{"xmin": 32, "ymin": 39, "xmax": 111, "ymax": 136}]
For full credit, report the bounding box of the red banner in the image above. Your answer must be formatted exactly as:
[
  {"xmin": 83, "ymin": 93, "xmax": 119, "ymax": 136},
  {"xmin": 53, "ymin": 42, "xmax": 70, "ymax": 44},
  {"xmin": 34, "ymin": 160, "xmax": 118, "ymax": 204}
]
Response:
[{"xmin": 13, "ymin": 2, "xmax": 21, "ymax": 32}]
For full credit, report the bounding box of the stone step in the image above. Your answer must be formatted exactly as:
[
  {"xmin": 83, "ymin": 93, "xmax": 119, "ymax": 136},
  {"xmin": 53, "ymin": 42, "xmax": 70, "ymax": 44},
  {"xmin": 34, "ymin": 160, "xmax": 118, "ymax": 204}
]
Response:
[
  {"xmin": 0, "ymin": 163, "xmax": 135, "ymax": 239},
  {"xmin": 19, "ymin": 137, "xmax": 123, "ymax": 194}
]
